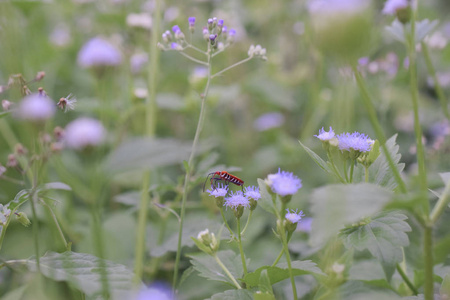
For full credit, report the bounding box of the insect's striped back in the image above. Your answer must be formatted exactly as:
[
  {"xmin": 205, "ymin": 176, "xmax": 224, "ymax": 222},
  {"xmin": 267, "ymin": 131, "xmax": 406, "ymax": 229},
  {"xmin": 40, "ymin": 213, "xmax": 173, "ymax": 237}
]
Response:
[{"xmin": 220, "ymin": 171, "xmax": 244, "ymax": 186}]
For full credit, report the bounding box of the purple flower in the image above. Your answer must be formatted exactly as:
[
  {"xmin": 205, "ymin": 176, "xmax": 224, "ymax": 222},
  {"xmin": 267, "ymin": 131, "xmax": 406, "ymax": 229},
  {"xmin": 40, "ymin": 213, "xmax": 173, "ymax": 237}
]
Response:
[
  {"xmin": 229, "ymin": 29, "xmax": 236, "ymax": 36},
  {"xmin": 16, "ymin": 93, "xmax": 56, "ymax": 121},
  {"xmin": 130, "ymin": 52, "xmax": 148, "ymax": 74},
  {"xmin": 269, "ymin": 169, "xmax": 302, "ymax": 197},
  {"xmin": 358, "ymin": 57, "xmax": 370, "ymax": 66},
  {"xmin": 224, "ymin": 191, "xmax": 250, "ymax": 209},
  {"xmin": 209, "ymin": 34, "xmax": 217, "ymax": 41},
  {"xmin": 308, "ymin": 0, "xmax": 370, "ymax": 15},
  {"xmin": 285, "ymin": 209, "xmax": 305, "ymax": 224},
  {"xmin": 244, "ymin": 186, "xmax": 261, "ymax": 200},
  {"xmin": 382, "ymin": 0, "xmax": 409, "ymax": 15},
  {"xmin": 253, "ymin": 112, "xmax": 285, "ymax": 131},
  {"xmin": 64, "ymin": 118, "xmax": 105, "ymax": 150},
  {"xmin": 314, "ymin": 127, "xmax": 335, "ymax": 141},
  {"xmin": 172, "ymin": 25, "xmax": 181, "ymax": 33},
  {"xmin": 77, "ymin": 37, "xmax": 122, "ymax": 68},
  {"xmin": 297, "ymin": 217, "xmax": 313, "ymax": 233},
  {"xmin": 337, "ymin": 132, "xmax": 373, "ymax": 153},
  {"xmin": 136, "ymin": 283, "xmax": 175, "ymax": 300},
  {"xmin": 188, "ymin": 17, "xmax": 195, "ymax": 25},
  {"xmin": 222, "ymin": 26, "xmax": 228, "ymax": 34},
  {"xmin": 218, "ymin": 19, "xmax": 224, "ymax": 27},
  {"xmin": 207, "ymin": 183, "xmax": 228, "ymax": 197}
]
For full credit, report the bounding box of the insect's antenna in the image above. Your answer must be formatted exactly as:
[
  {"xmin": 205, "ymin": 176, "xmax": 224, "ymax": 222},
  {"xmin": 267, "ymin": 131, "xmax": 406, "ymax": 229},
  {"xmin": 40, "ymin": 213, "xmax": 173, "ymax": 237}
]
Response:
[{"xmin": 203, "ymin": 173, "xmax": 214, "ymax": 192}]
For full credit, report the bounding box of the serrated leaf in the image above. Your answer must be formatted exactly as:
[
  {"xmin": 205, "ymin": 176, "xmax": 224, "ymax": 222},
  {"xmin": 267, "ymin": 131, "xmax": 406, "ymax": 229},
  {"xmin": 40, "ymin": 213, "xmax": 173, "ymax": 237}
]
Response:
[
  {"xmin": 26, "ymin": 251, "xmax": 139, "ymax": 300},
  {"xmin": 354, "ymin": 135, "xmax": 404, "ymax": 191},
  {"xmin": 299, "ymin": 141, "xmax": 332, "ymax": 174},
  {"xmin": 340, "ymin": 211, "xmax": 411, "ymax": 265},
  {"xmin": 349, "ymin": 260, "xmax": 392, "ymax": 290},
  {"xmin": 104, "ymin": 138, "xmax": 212, "ymax": 173},
  {"xmin": 188, "ymin": 250, "xmax": 245, "ymax": 287},
  {"xmin": 243, "ymin": 260, "xmax": 324, "ymax": 287},
  {"xmin": 206, "ymin": 289, "xmax": 253, "ymax": 300},
  {"xmin": 179, "ymin": 266, "xmax": 195, "ymax": 287},
  {"xmin": 257, "ymin": 178, "xmax": 278, "ymax": 215},
  {"xmin": 310, "ymin": 183, "xmax": 393, "ymax": 247}
]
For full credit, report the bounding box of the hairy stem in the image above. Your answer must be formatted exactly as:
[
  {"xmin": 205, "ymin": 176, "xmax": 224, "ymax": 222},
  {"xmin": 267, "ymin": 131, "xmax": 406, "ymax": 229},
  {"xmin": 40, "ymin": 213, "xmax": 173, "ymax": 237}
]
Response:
[
  {"xmin": 236, "ymin": 218, "xmax": 247, "ymax": 276},
  {"xmin": 214, "ymin": 254, "xmax": 242, "ymax": 289}
]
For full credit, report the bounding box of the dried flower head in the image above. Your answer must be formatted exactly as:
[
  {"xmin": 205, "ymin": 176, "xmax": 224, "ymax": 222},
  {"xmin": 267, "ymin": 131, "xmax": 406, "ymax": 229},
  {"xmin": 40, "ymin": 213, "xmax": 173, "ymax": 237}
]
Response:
[{"xmin": 57, "ymin": 94, "xmax": 77, "ymax": 112}]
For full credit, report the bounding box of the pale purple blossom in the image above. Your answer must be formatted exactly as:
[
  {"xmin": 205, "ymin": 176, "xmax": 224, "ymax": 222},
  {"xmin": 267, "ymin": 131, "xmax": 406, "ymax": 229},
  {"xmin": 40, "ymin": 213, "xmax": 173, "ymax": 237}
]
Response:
[
  {"xmin": 315, "ymin": 127, "xmax": 335, "ymax": 141},
  {"xmin": 308, "ymin": 0, "xmax": 370, "ymax": 15},
  {"xmin": 269, "ymin": 169, "xmax": 302, "ymax": 197},
  {"xmin": 337, "ymin": 132, "xmax": 373, "ymax": 153},
  {"xmin": 64, "ymin": 118, "xmax": 105, "ymax": 150},
  {"xmin": 382, "ymin": 0, "xmax": 409, "ymax": 15},
  {"xmin": 253, "ymin": 112, "xmax": 285, "ymax": 131},
  {"xmin": 297, "ymin": 217, "xmax": 313, "ymax": 233},
  {"xmin": 285, "ymin": 209, "xmax": 305, "ymax": 224},
  {"xmin": 17, "ymin": 93, "xmax": 56, "ymax": 121},
  {"xmin": 136, "ymin": 283, "xmax": 174, "ymax": 300},
  {"xmin": 207, "ymin": 183, "xmax": 228, "ymax": 197},
  {"xmin": 244, "ymin": 186, "xmax": 261, "ymax": 200},
  {"xmin": 77, "ymin": 37, "xmax": 122, "ymax": 68},
  {"xmin": 188, "ymin": 17, "xmax": 196, "ymax": 27},
  {"xmin": 224, "ymin": 191, "xmax": 250, "ymax": 209},
  {"xmin": 130, "ymin": 53, "xmax": 148, "ymax": 74}
]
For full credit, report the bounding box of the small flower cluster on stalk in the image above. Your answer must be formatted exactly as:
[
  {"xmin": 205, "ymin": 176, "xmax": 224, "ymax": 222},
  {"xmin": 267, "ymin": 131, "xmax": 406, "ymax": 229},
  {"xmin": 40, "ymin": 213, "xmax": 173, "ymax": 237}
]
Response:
[{"xmin": 206, "ymin": 184, "xmax": 261, "ymax": 217}]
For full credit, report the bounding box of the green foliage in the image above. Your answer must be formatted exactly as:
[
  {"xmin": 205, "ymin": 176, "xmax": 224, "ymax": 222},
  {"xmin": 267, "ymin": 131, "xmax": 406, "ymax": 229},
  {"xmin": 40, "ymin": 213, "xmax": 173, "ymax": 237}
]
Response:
[
  {"xmin": 26, "ymin": 251, "xmax": 138, "ymax": 300},
  {"xmin": 340, "ymin": 211, "xmax": 411, "ymax": 265},
  {"xmin": 309, "ymin": 183, "xmax": 393, "ymax": 247},
  {"xmin": 205, "ymin": 289, "xmax": 254, "ymax": 300},
  {"xmin": 243, "ymin": 260, "xmax": 324, "ymax": 287}
]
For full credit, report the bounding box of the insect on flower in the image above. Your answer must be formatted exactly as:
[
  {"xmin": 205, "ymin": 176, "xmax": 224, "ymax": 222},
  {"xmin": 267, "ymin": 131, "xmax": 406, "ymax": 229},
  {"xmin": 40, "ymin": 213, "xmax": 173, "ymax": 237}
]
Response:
[{"xmin": 203, "ymin": 171, "xmax": 244, "ymax": 192}]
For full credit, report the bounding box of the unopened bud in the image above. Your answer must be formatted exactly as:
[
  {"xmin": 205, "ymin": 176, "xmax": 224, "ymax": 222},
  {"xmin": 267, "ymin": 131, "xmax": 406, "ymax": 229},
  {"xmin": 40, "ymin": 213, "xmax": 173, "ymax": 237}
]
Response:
[
  {"xmin": 2, "ymin": 100, "xmax": 11, "ymax": 111},
  {"xmin": 6, "ymin": 154, "xmax": 17, "ymax": 167},
  {"xmin": 14, "ymin": 143, "xmax": 27, "ymax": 156},
  {"xmin": 35, "ymin": 71, "xmax": 46, "ymax": 81},
  {"xmin": 16, "ymin": 212, "xmax": 31, "ymax": 227}
]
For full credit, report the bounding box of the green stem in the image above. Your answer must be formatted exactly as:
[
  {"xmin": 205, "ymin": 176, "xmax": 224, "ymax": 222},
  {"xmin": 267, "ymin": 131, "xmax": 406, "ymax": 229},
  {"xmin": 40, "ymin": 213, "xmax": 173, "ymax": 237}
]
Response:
[
  {"xmin": 343, "ymin": 160, "xmax": 349, "ymax": 183},
  {"xmin": 364, "ymin": 166, "xmax": 369, "ymax": 183},
  {"xmin": 430, "ymin": 177, "xmax": 450, "ymax": 224},
  {"xmin": 281, "ymin": 228, "xmax": 297, "ymax": 299},
  {"xmin": 220, "ymin": 208, "xmax": 235, "ymax": 239},
  {"xmin": 134, "ymin": 172, "xmax": 150, "ymax": 282},
  {"xmin": 349, "ymin": 159, "xmax": 355, "ymax": 183},
  {"xmin": 421, "ymin": 41, "xmax": 449, "ymax": 119},
  {"xmin": 214, "ymin": 254, "xmax": 242, "ymax": 289},
  {"xmin": 90, "ymin": 208, "xmax": 110, "ymax": 298},
  {"xmin": 173, "ymin": 47, "xmax": 213, "ymax": 288},
  {"xmin": 240, "ymin": 210, "xmax": 253, "ymax": 236},
  {"xmin": 271, "ymin": 248, "xmax": 284, "ymax": 267},
  {"xmin": 0, "ymin": 212, "xmax": 13, "ymax": 251},
  {"xmin": 351, "ymin": 64, "xmax": 407, "ymax": 193},
  {"xmin": 211, "ymin": 57, "xmax": 253, "ymax": 79},
  {"xmin": 236, "ymin": 218, "xmax": 247, "ymax": 276},
  {"xmin": 40, "ymin": 200, "xmax": 69, "ymax": 250},
  {"xmin": 406, "ymin": 22, "xmax": 428, "ymax": 197},
  {"xmin": 179, "ymin": 51, "xmax": 208, "ymax": 65},
  {"xmin": 423, "ymin": 225, "xmax": 434, "ymax": 300},
  {"xmin": 326, "ymin": 150, "xmax": 345, "ymax": 183},
  {"xmin": 30, "ymin": 190, "xmax": 40, "ymax": 271},
  {"xmin": 396, "ymin": 263, "xmax": 418, "ymax": 295}
]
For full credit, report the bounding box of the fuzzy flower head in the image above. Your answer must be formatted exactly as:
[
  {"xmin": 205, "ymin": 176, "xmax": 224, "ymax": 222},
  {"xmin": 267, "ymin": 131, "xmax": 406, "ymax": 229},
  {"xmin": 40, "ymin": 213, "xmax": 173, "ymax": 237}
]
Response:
[
  {"xmin": 207, "ymin": 183, "xmax": 228, "ymax": 198},
  {"xmin": 337, "ymin": 132, "xmax": 373, "ymax": 154},
  {"xmin": 315, "ymin": 127, "xmax": 336, "ymax": 141},
  {"xmin": 77, "ymin": 37, "xmax": 122, "ymax": 68},
  {"xmin": 253, "ymin": 112, "xmax": 285, "ymax": 131},
  {"xmin": 64, "ymin": 118, "xmax": 105, "ymax": 150},
  {"xmin": 136, "ymin": 283, "xmax": 175, "ymax": 300},
  {"xmin": 284, "ymin": 209, "xmax": 306, "ymax": 232},
  {"xmin": 268, "ymin": 169, "xmax": 303, "ymax": 198},
  {"xmin": 224, "ymin": 191, "xmax": 249, "ymax": 218},
  {"xmin": 382, "ymin": 0, "xmax": 409, "ymax": 15},
  {"xmin": 16, "ymin": 93, "xmax": 56, "ymax": 121},
  {"xmin": 244, "ymin": 185, "xmax": 261, "ymax": 211}
]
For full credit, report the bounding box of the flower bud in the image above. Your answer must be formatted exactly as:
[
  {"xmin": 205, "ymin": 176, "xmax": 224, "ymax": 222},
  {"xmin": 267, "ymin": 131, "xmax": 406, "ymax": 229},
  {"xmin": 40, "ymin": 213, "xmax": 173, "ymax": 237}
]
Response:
[
  {"xmin": 2, "ymin": 100, "xmax": 11, "ymax": 111},
  {"xmin": 16, "ymin": 212, "xmax": 31, "ymax": 227}
]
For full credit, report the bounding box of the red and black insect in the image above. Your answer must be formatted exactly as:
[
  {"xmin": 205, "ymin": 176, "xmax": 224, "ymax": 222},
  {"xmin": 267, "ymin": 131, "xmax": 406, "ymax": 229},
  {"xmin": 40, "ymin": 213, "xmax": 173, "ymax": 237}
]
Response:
[{"xmin": 203, "ymin": 171, "xmax": 244, "ymax": 192}]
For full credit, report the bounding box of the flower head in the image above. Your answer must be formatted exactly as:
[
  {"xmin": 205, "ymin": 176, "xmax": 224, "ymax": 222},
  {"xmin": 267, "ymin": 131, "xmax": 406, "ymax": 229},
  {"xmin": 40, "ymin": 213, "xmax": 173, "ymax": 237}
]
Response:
[
  {"xmin": 57, "ymin": 94, "xmax": 77, "ymax": 112},
  {"xmin": 268, "ymin": 169, "xmax": 302, "ymax": 197},
  {"xmin": 64, "ymin": 118, "xmax": 105, "ymax": 150},
  {"xmin": 136, "ymin": 283, "xmax": 174, "ymax": 300},
  {"xmin": 285, "ymin": 209, "xmax": 305, "ymax": 224},
  {"xmin": 224, "ymin": 191, "xmax": 249, "ymax": 209},
  {"xmin": 16, "ymin": 93, "xmax": 56, "ymax": 121},
  {"xmin": 77, "ymin": 37, "xmax": 122, "ymax": 68},
  {"xmin": 172, "ymin": 25, "xmax": 181, "ymax": 33},
  {"xmin": 382, "ymin": 0, "xmax": 409, "ymax": 15},
  {"xmin": 337, "ymin": 132, "xmax": 373, "ymax": 153},
  {"xmin": 253, "ymin": 112, "xmax": 285, "ymax": 131},
  {"xmin": 297, "ymin": 217, "xmax": 313, "ymax": 233},
  {"xmin": 244, "ymin": 186, "xmax": 261, "ymax": 201},
  {"xmin": 188, "ymin": 17, "xmax": 196, "ymax": 27},
  {"xmin": 207, "ymin": 183, "xmax": 228, "ymax": 198},
  {"xmin": 315, "ymin": 126, "xmax": 336, "ymax": 141}
]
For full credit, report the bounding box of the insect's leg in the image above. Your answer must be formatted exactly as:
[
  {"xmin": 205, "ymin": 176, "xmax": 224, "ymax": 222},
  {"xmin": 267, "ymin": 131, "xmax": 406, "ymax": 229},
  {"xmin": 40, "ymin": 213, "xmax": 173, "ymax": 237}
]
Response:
[{"xmin": 211, "ymin": 177, "xmax": 221, "ymax": 190}]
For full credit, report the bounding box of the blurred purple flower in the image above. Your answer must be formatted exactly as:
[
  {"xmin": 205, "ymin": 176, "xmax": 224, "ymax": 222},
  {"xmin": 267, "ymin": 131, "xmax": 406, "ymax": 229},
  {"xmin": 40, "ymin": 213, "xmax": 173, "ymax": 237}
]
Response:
[
  {"xmin": 314, "ymin": 126, "xmax": 335, "ymax": 141},
  {"xmin": 382, "ymin": 0, "xmax": 409, "ymax": 15},
  {"xmin": 244, "ymin": 186, "xmax": 261, "ymax": 201},
  {"xmin": 224, "ymin": 191, "xmax": 249, "ymax": 209},
  {"xmin": 188, "ymin": 17, "xmax": 196, "ymax": 27},
  {"xmin": 229, "ymin": 29, "xmax": 236, "ymax": 36},
  {"xmin": 337, "ymin": 132, "xmax": 373, "ymax": 153},
  {"xmin": 64, "ymin": 118, "xmax": 105, "ymax": 150},
  {"xmin": 77, "ymin": 37, "xmax": 122, "ymax": 68},
  {"xmin": 136, "ymin": 283, "xmax": 175, "ymax": 300},
  {"xmin": 269, "ymin": 169, "xmax": 302, "ymax": 197},
  {"xmin": 297, "ymin": 217, "xmax": 313, "ymax": 233},
  {"xmin": 358, "ymin": 57, "xmax": 370, "ymax": 66},
  {"xmin": 207, "ymin": 183, "xmax": 228, "ymax": 197},
  {"xmin": 308, "ymin": 0, "xmax": 370, "ymax": 15},
  {"xmin": 130, "ymin": 53, "xmax": 149, "ymax": 74},
  {"xmin": 172, "ymin": 25, "xmax": 181, "ymax": 33},
  {"xmin": 253, "ymin": 112, "xmax": 285, "ymax": 131},
  {"xmin": 16, "ymin": 93, "xmax": 56, "ymax": 121}
]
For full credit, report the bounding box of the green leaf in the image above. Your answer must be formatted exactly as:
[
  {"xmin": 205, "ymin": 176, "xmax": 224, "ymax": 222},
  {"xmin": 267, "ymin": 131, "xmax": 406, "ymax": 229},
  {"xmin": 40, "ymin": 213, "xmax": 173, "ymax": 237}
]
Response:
[
  {"xmin": 191, "ymin": 237, "xmax": 212, "ymax": 255},
  {"xmin": 8, "ymin": 189, "xmax": 30, "ymax": 211},
  {"xmin": 258, "ymin": 269, "xmax": 274, "ymax": 295},
  {"xmin": 256, "ymin": 178, "xmax": 278, "ymax": 215},
  {"xmin": 310, "ymin": 183, "xmax": 393, "ymax": 247},
  {"xmin": 415, "ymin": 19, "xmax": 439, "ymax": 43},
  {"xmin": 206, "ymin": 289, "xmax": 254, "ymax": 300},
  {"xmin": 179, "ymin": 266, "xmax": 195, "ymax": 288},
  {"xmin": 440, "ymin": 274, "xmax": 450, "ymax": 298},
  {"xmin": 105, "ymin": 138, "xmax": 212, "ymax": 173},
  {"xmin": 243, "ymin": 260, "xmax": 324, "ymax": 287},
  {"xmin": 299, "ymin": 141, "xmax": 332, "ymax": 174},
  {"xmin": 340, "ymin": 211, "xmax": 411, "ymax": 265},
  {"xmin": 1, "ymin": 286, "xmax": 27, "ymax": 300},
  {"xmin": 385, "ymin": 19, "xmax": 438, "ymax": 45},
  {"xmin": 0, "ymin": 111, "xmax": 12, "ymax": 119},
  {"xmin": 349, "ymin": 260, "xmax": 392, "ymax": 290},
  {"xmin": 26, "ymin": 251, "xmax": 139, "ymax": 300},
  {"xmin": 354, "ymin": 135, "xmax": 404, "ymax": 191},
  {"xmin": 188, "ymin": 250, "xmax": 245, "ymax": 287},
  {"xmin": 253, "ymin": 292, "xmax": 276, "ymax": 300},
  {"xmin": 38, "ymin": 182, "xmax": 72, "ymax": 191}
]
